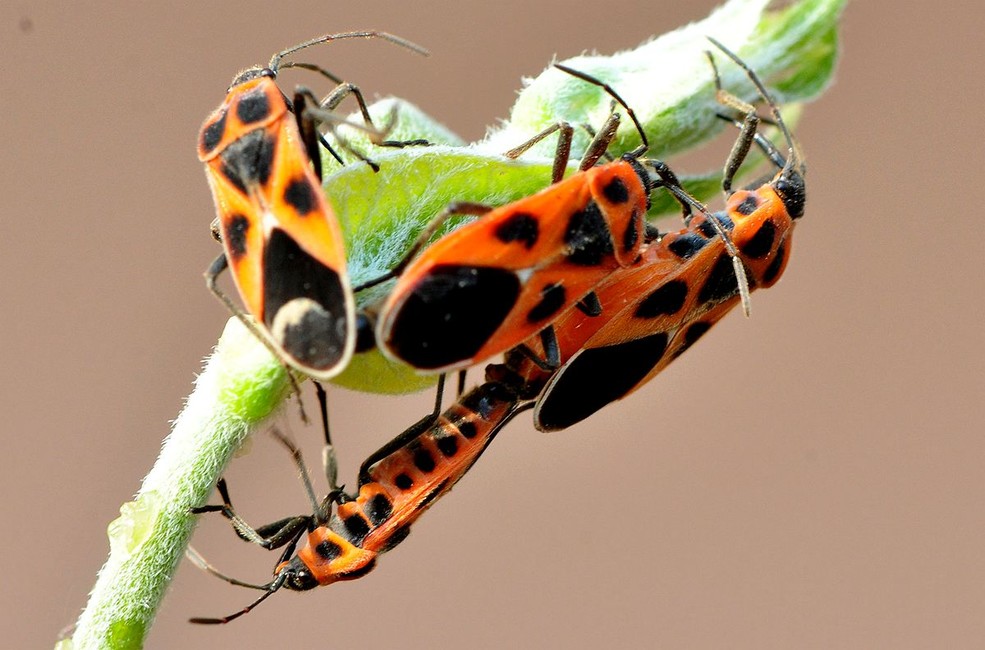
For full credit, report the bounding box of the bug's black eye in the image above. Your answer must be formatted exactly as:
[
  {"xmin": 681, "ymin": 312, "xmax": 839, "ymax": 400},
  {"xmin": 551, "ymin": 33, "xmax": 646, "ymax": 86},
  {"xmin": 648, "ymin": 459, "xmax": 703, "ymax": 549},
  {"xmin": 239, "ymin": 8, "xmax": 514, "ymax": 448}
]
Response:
[{"xmin": 774, "ymin": 170, "xmax": 806, "ymax": 219}]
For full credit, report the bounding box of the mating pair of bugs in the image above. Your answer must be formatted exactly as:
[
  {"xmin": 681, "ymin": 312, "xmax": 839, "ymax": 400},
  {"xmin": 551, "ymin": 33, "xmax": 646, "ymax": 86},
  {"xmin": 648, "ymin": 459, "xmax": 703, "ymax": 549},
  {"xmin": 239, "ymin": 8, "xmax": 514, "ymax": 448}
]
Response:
[{"xmin": 191, "ymin": 30, "xmax": 806, "ymax": 622}]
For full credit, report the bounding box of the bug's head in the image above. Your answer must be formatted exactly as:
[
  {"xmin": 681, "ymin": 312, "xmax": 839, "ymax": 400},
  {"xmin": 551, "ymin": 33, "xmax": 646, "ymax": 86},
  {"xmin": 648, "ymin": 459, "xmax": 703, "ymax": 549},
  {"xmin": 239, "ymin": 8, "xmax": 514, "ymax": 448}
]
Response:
[
  {"xmin": 274, "ymin": 556, "xmax": 320, "ymax": 591},
  {"xmin": 706, "ymin": 37, "xmax": 807, "ymax": 221},
  {"xmin": 227, "ymin": 66, "xmax": 275, "ymax": 92}
]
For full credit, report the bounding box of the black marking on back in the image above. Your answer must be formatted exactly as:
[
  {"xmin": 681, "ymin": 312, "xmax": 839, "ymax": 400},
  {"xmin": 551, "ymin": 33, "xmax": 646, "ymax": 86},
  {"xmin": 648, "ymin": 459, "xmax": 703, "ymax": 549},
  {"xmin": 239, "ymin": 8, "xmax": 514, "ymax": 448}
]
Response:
[
  {"xmin": 668, "ymin": 233, "xmax": 708, "ymax": 259},
  {"xmin": 495, "ymin": 212, "xmax": 539, "ymax": 249},
  {"xmin": 565, "ymin": 201, "xmax": 614, "ymax": 267},
  {"xmin": 735, "ymin": 195, "xmax": 760, "ymax": 216},
  {"xmin": 763, "ymin": 241, "xmax": 787, "ymax": 284},
  {"xmin": 342, "ymin": 512, "xmax": 371, "ymax": 545},
  {"xmin": 622, "ymin": 208, "xmax": 640, "ymax": 254},
  {"xmin": 226, "ymin": 214, "xmax": 249, "ymax": 260},
  {"xmin": 697, "ymin": 254, "xmax": 739, "ymax": 305},
  {"xmin": 602, "ymin": 176, "xmax": 629, "ymax": 204},
  {"xmin": 283, "ymin": 176, "xmax": 318, "ymax": 216},
  {"xmin": 315, "ymin": 539, "xmax": 343, "ymax": 561},
  {"xmin": 435, "ymin": 433, "xmax": 459, "ymax": 457},
  {"xmin": 366, "ymin": 493, "xmax": 393, "ymax": 527},
  {"xmin": 537, "ymin": 333, "xmax": 670, "ymax": 431},
  {"xmin": 527, "ymin": 282, "xmax": 566, "ymax": 323},
  {"xmin": 697, "ymin": 212, "xmax": 734, "ymax": 239},
  {"xmin": 236, "ymin": 87, "xmax": 271, "ymax": 125},
  {"xmin": 457, "ymin": 420, "xmax": 478, "ymax": 439},
  {"xmin": 408, "ymin": 441, "xmax": 436, "ymax": 473},
  {"xmin": 740, "ymin": 219, "xmax": 776, "ymax": 259},
  {"xmin": 263, "ymin": 228, "xmax": 348, "ymax": 369},
  {"xmin": 394, "ymin": 473, "xmax": 414, "ymax": 490},
  {"xmin": 201, "ymin": 110, "xmax": 227, "ymax": 155},
  {"xmin": 635, "ymin": 280, "xmax": 688, "ymax": 318},
  {"xmin": 387, "ymin": 264, "xmax": 520, "ymax": 369},
  {"xmin": 218, "ymin": 129, "xmax": 276, "ymax": 193}
]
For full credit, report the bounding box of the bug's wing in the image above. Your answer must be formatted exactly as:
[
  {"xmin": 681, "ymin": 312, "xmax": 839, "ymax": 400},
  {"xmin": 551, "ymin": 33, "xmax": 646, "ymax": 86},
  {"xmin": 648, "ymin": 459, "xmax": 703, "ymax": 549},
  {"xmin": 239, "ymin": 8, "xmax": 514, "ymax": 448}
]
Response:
[{"xmin": 378, "ymin": 166, "xmax": 647, "ymax": 373}]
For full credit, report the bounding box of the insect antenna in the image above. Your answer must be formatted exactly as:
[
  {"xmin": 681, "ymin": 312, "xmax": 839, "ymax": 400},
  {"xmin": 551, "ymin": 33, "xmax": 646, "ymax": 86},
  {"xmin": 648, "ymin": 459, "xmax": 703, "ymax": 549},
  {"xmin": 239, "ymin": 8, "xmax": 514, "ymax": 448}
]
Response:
[
  {"xmin": 269, "ymin": 30, "xmax": 429, "ymax": 75},
  {"xmin": 189, "ymin": 574, "xmax": 287, "ymax": 625},
  {"xmin": 705, "ymin": 37, "xmax": 804, "ymax": 175}
]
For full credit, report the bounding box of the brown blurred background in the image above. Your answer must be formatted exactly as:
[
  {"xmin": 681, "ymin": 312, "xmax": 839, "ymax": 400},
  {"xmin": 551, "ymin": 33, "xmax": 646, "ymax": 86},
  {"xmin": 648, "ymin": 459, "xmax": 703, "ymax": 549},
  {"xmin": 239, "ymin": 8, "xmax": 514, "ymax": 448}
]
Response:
[{"xmin": 3, "ymin": 1, "xmax": 983, "ymax": 648}]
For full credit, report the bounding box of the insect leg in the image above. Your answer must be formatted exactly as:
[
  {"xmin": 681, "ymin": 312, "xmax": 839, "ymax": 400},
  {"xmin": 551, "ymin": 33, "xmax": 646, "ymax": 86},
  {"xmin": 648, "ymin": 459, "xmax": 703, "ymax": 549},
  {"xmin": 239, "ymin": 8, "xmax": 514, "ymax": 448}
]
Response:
[
  {"xmin": 191, "ymin": 478, "xmax": 314, "ymax": 550},
  {"xmin": 357, "ymin": 374, "xmax": 447, "ymax": 485},
  {"xmin": 503, "ymin": 121, "xmax": 575, "ymax": 184},
  {"xmin": 353, "ymin": 202, "xmax": 495, "ymax": 292}
]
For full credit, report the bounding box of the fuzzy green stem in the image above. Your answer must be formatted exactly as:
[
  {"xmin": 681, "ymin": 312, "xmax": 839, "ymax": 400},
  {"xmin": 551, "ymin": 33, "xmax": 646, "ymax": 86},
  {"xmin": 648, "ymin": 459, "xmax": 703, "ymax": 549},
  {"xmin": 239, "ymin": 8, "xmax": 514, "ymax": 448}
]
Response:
[{"xmin": 69, "ymin": 320, "xmax": 288, "ymax": 649}]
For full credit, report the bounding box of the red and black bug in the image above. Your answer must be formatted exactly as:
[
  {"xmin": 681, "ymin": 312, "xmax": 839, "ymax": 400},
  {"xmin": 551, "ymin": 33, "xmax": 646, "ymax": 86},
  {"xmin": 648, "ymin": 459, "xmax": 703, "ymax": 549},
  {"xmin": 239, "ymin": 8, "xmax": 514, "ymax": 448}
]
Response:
[
  {"xmin": 366, "ymin": 60, "xmax": 750, "ymax": 376},
  {"xmin": 188, "ymin": 374, "xmax": 535, "ymax": 623},
  {"xmin": 200, "ymin": 31, "xmax": 426, "ymax": 381},
  {"xmin": 530, "ymin": 37, "xmax": 806, "ymax": 430}
]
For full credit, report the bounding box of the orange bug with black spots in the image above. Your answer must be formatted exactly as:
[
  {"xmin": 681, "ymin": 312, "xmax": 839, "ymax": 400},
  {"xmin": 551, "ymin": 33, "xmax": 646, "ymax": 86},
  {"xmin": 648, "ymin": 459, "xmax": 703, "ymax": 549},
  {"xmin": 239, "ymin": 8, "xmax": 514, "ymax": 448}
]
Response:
[
  {"xmin": 365, "ymin": 63, "xmax": 749, "ymax": 375},
  {"xmin": 188, "ymin": 373, "xmax": 534, "ymax": 623},
  {"xmin": 531, "ymin": 37, "xmax": 806, "ymax": 430},
  {"xmin": 199, "ymin": 31, "xmax": 426, "ymax": 381}
]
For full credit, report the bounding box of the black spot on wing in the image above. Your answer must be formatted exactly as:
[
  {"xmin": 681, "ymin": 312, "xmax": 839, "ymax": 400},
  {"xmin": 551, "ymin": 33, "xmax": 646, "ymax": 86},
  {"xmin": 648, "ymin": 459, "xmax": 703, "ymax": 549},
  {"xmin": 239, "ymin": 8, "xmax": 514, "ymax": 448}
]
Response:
[
  {"xmin": 634, "ymin": 280, "xmax": 688, "ymax": 318},
  {"xmin": 385, "ymin": 264, "xmax": 520, "ymax": 370},
  {"xmin": 225, "ymin": 214, "xmax": 249, "ymax": 260},
  {"xmin": 495, "ymin": 212, "xmax": 539, "ymax": 249},
  {"xmin": 434, "ymin": 433, "xmax": 459, "ymax": 457},
  {"xmin": 739, "ymin": 219, "xmax": 776, "ymax": 259},
  {"xmin": 527, "ymin": 282, "xmax": 566, "ymax": 323},
  {"xmin": 218, "ymin": 129, "xmax": 277, "ymax": 193},
  {"xmin": 622, "ymin": 208, "xmax": 640, "ymax": 254},
  {"xmin": 602, "ymin": 176, "xmax": 629, "ymax": 204},
  {"xmin": 536, "ymin": 333, "xmax": 669, "ymax": 431},
  {"xmin": 457, "ymin": 420, "xmax": 477, "ymax": 439},
  {"xmin": 200, "ymin": 110, "xmax": 227, "ymax": 155},
  {"xmin": 263, "ymin": 228, "xmax": 349, "ymax": 370},
  {"xmin": 565, "ymin": 201, "xmax": 614, "ymax": 267},
  {"xmin": 314, "ymin": 539, "xmax": 343, "ymax": 561},
  {"xmin": 762, "ymin": 241, "xmax": 787, "ymax": 284},
  {"xmin": 283, "ymin": 176, "xmax": 318, "ymax": 216},
  {"xmin": 366, "ymin": 493, "xmax": 393, "ymax": 527},
  {"xmin": 697, "ymin": 212, "xmax": 734, "ymax": 238},
  {"xmin": 735, "ymin": 195, "xmax": 760, "ymax": 216},
  {"xmin": 667, "ymin": 233, "xmax": 707, "ymax": 259},
  {"xmin": 409, "ymin": 441, "xmax": 436, "ymax": 473},
  {"xmin": 394, "ymin": 473, "xmax": 414, "ymax": 490},
  {"xmin": 235, "ymin": 87, "xmax": 270, "ymax": 124},
  {"xmin": 342, "ymin": 513, "xmax": 370, "ymax": 545},
  {"xmin": 697, "ymin": 254, "xmax": 739, "ymax": 305}
]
